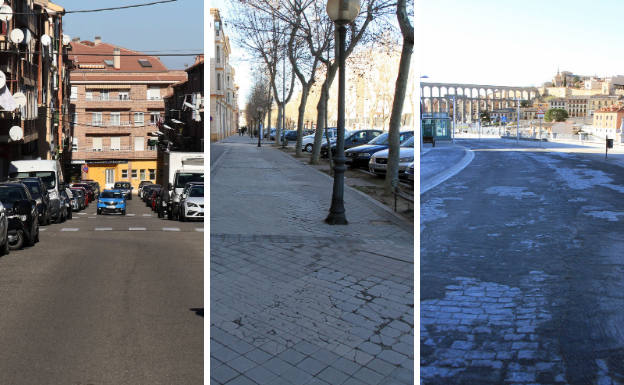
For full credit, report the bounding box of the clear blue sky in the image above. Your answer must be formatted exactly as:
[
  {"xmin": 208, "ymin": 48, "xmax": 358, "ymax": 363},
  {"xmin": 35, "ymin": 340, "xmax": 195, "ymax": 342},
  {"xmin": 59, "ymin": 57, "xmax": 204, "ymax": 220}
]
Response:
[
  {"xmin": 422, "ymin": 0, "xmax": 624, "ymax": 86},
  {"xmin": 60, "ymin": 0, "xmax": 203, "ymax": 70}
]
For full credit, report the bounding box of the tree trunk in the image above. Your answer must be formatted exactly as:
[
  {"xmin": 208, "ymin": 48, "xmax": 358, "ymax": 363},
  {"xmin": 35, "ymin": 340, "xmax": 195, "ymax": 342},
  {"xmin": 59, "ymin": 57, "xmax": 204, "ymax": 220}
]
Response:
[
  {"xmin": 295, "ymin": 83, "xmax": 310, "ymax": 157},
  {"xmin": 276, "ymin": 103, "xmax": 283, "ymax": 145},
  {"xmin": 384, "ymin": 0, "xmax": 414, "ymax": 195},
  {"xmin": 310, "ymin": 66, "xmax": 337, "ymax": 164}
]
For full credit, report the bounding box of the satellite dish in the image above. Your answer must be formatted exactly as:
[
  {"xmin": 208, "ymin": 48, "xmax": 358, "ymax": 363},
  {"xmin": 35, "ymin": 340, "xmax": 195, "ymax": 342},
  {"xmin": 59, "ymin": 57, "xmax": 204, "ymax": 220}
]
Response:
[
  {"xmin": 9, "ymin": 126, "xmax": 22, "ymax": 141},
  {"xmin": 0, "ymin": 70, "xmax": 6, "ymax": 89},
  {"xmin": 41, "ymin": 34, "xmax": 51, "ymax": 47},
  {"xmin": 0, "ymin": 5, "xmax": 12, "ymax": 23},
  {"xmin": 12, "ymin": 92, "xmax": 26, "ymax": 108},
  {"xmin": 9, "ymin": 28, "xmax": 23, "ymax": 44},
  {"xmin": 62, "ymin": 34, "xmax": 70, "ymax": 46},
  {"xmin": 21, "ymin": 28, "xmax": 32, "ymax": 44}
]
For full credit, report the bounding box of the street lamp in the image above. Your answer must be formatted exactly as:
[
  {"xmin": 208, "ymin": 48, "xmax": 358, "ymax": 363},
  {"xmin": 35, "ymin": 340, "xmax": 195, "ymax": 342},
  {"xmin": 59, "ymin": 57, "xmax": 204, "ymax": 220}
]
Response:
[
  {"xmin": 325, "ymin": 0, "xmax": 360, "ymax": 225},
  {"xmin": 257, "ymin": 106, "xmax": 263, "ymax": 147}
]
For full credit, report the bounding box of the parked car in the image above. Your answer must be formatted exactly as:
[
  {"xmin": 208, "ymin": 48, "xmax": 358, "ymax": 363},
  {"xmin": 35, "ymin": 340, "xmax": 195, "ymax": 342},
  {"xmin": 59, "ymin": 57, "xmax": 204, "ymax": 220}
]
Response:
[
  {"xmin": 80, "ymin": 180, "xmax": 100, "ymax": 198},
  {"xmin": 301, "ymin": 128, "xmax": 342, "ymax": 152},
  {"xmin": 0, "ymin": 182, "xmax": 39, "ymax": 250},
  {"xmin": 138, "ymin": 181, "xmax": 153, "ymax": 197},
  {"xmin": 71, "ymin": 183, "xmax": 95, "ymax": 203},
  {"xmin": 71, "ymin": 186, "xmax": 90, "ymax": 207},
  {"xmin": 113, "ymin": 181, "xmax": 133, "ymax": 200},
  {"xmin": 265, "ymin": 128, "xmax": 277, "ymax": 139},
  {"xmin": 142, "ymin": 184, "xmax": 161, "ymax": 202},
  {"xmin": 70, "ymin": 187, "xmax": 86, "ymax": 210},
  {"xmin": 9, "ymin": 160, "xmax": 63, "ymax": 223},
  {"xmin": 321, "ymin": 129, "xmax": 383, "ymax": 158},
  {"xmin": 345, "ymin": 131, "xmax": 414, "ymax": 168},
  {"xmin": 178, "ymin": 182, "xmax": 204, "ymax": 222},
  {"xmin": 405, "ymin": 162, "xmax": 414, "ymax": 184},
  {"xmin": 59, "ymin": 184, "xmax": 72, "ymax": 220},
  {"xmin": 369, "ymin": 136, "xmax": 415, "ymax": 177},
  {"xmin": 148, "ymin": 187, "xmax": 161, "ymax": 210},
  {"xmin": 97, "ymin": 189, "xmax": 126, "ymax": 215},
  {"xmin": 0, "ymin": 201, "xmax": 9, "ymax": 255},
  {"xmin": 11, "ymin": 177, "xmax": 52, "ymax": 226}
]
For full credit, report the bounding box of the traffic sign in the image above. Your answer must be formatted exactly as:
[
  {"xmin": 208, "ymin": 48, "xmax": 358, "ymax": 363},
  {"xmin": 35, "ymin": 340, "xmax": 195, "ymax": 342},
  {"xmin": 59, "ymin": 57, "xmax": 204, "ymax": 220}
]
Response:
[
  {"xmin": 82, "ymin": 165, "xmax": 88, "ymax": 173},
  {"xmin": 536, "ymin": 108, "xmax": 545, "ymax": 119}
]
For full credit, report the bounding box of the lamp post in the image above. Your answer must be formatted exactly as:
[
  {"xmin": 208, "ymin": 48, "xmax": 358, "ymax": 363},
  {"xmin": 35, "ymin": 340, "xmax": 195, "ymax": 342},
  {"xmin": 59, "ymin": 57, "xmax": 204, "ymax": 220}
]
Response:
[
  {"xmin": 325, "ymin": 0, "xmax": 360, "ymax": 225},
  {"xmin": 257, "ymin": 106, "xmax": 263, "ymax": 147}
]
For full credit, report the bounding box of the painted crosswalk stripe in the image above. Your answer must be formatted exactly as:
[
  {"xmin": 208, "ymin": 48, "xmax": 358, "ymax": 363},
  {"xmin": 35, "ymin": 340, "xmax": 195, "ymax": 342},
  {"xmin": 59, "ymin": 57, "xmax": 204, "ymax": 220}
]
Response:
[
  {"xmin": 163, "ymin": 227, "xmax": 180, "ymax": 231},
  {"xmin": 127, "ymin": 213, "xmax": 136, "ymax": 216},
  {"xmin": 95, "ymin": 227, "xmax": 112, "ymax": 231},
  {"xmin": 129, "ymin": 227, "xmax": 146, "ymax": 231},
  {"xmin": 195, "ymin": 228, "xmax": 204, "ymax": 232},
  {"xmin": 61, "ymin": 228, "xmax": 79, "ymax": 232},
  {"xmin": 39, "ymin": 228, "xmax": 47, "ymax": 231},
  {"xmin": 142, "ymin": 214, "xmax": 152, "ymax": 217},
  {"xmin": 77, "ymin": 213, "xmax": 86, "ymax": 215}
]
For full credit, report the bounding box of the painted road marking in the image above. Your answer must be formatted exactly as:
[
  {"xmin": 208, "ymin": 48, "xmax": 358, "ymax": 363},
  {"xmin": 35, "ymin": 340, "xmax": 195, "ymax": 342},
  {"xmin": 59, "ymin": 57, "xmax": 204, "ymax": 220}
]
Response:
[
  {"xmin": 195, "ymin": 228, "xmax": 204, "ymax": 232},
  {"xmin": 61, "ymin": 228, "xmax": 79, "ymax": 232},
  {"xmin": 142, "ymin": 214, "xmax": 152, "ymax": 217},
  {"xmin": 77, "ymin": 213, "xmax": 86, "ymax": 215},
  {"xmin": 95, "ymin": 227, "xmax": 112, "ymax": 231},
  {"xmin": 127, "ymin": 214, "xmax": 136, "ymax": 216},
  {"xmin": 39, "ymin": 228, "xmax": 47, "ymax": 231},
  {"xmin": 163, "ymin": 227, "xmax": 180, "ymax": 231},
  {"xmin": 88, "ymin": 216, "xmax": 96, "ymax": 219},
  {"xmin": 129, "ymin": 227, "xmax": 146, "ymax": 231}
]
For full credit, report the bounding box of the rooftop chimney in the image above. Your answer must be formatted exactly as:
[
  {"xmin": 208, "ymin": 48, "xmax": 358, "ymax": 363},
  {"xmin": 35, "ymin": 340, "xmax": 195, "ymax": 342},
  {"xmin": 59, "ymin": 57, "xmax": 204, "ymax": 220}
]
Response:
[
  {"xmin": 94, "ymin": 36, "xmax": 101, "ymax": 45},
  {"xmin": 113, "ymin": 48, "xmax": 120, "ymax": 69}
]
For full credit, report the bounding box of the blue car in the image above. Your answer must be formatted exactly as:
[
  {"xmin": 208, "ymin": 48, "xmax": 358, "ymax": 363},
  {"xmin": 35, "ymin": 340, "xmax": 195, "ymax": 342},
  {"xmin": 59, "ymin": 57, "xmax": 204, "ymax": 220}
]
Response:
[{"xmin": 97, "ymin": 189, "xmax": 126, "ymax": 215}]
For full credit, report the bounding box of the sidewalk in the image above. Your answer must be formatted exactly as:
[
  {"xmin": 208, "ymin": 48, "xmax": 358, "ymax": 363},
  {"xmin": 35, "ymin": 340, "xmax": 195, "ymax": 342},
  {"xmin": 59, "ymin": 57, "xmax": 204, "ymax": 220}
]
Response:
[
  {"xmin": 210, "ymin": 135, "xmax": 414, "ymax": 385},
  {"xmin": 420, "ymin": 141, "xmax": 474, "ymax": 195}
]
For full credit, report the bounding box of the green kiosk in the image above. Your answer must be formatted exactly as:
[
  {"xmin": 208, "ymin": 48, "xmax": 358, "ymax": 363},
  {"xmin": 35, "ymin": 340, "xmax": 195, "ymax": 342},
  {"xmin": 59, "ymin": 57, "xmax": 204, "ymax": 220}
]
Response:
[{"xmin": 422, "ymin": 113, "xmax": 451, "ymax": 146}]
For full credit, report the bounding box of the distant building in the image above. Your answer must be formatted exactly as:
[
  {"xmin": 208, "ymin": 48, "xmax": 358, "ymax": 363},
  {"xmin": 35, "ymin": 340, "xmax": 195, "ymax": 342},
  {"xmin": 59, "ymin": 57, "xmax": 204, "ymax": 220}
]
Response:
[
  {"xmin": 209, "ymin": 8, "xmax": 239, "ymax": 141},
  {"xmin": 68, "ymin": 37, "xmax": 186, "ymax": 189},
  {"xmin": 592, "ymin": 105, "xmax": 624, "ymax": 140}
]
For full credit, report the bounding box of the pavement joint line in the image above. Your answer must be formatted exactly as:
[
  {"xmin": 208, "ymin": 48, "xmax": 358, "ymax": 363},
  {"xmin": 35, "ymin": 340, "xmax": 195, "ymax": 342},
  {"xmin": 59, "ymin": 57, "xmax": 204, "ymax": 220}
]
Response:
[
  {"xmin": 211, "ymin": 146, "xmax": 231, "ymax": 173},
  {"xmin": 163, "ymin": 227, "xmax": 180, "ymax": 231},
  {"xmin": 95, "ymin": 227, "xmax": 112, "ymax": 231},
  {"xmin": 421, "ymin": 146, "xmax": 475, "ymax": 195},
  {"xmin": 61, "ymin": 228, "xmax": 79, "ymax": 232},
  {"xmin": 129, "ymin": 227, "xmax": 146, "ymax": 231}
]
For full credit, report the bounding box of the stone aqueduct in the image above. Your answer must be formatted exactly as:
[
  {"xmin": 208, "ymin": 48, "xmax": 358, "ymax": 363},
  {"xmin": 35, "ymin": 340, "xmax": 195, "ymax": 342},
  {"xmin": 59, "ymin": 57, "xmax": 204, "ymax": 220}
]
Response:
[{"xmin": 421, "ymin": 82, "xmax": 541, "ymax": 123}]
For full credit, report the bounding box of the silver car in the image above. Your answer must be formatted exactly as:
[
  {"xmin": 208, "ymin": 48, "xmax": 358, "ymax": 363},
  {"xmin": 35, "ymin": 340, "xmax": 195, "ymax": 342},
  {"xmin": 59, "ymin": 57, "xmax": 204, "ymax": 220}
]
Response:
[{"xmin": 369, "ymin": 136, "xmax": 415, "ymax": 176}]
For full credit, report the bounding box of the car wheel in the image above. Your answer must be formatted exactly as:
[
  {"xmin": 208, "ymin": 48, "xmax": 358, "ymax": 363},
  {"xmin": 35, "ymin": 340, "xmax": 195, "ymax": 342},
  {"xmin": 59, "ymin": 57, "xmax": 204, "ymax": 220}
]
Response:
[
  {"xmin": 33, "ymin": 224, "xmax": 39, "ymax": 244},
  {"xmin": 97, "ymin": 208, "xmax": 102, "ymax": 215},
  {"xmin": 67, "ymin": 209, "xmax": 72, "ymax": 220},
  {"xmin": 180, "ymin": 210, "xmax": 186, "ymax": 222},
  {"xmin": 167, "ymin": 209, "xmax": 173, "ymax": 220},
  {"xmin": 305, "ymin": 144, "xmax": 313, "ymax": 152},
  {"xmin": 121, "ymin": 210, "xmax": 126, "ymax": 216},
  {"xmin": 1, "ymin": 236, "xmax": 9, "ymax": 256},
  {"xmin": 9, "ymin": 230, "xmax": 24, "ymax": 250}
]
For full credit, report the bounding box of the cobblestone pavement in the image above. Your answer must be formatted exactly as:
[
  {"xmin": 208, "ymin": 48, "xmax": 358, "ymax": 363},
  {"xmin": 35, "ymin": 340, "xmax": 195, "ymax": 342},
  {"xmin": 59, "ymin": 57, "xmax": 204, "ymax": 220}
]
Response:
[
  {"xmin": 211, "ymin": 136, "xmax": 414, "ymax": 385},
  {"xmin": 422, "ymin": 138, "xmax": 624, "ymax": 384}
]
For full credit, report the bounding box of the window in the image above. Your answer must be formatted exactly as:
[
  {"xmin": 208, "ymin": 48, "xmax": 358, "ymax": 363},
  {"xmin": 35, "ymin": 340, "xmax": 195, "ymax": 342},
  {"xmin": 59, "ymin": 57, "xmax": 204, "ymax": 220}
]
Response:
[
  {"xmin": 122, "ymin": 169, "xmax": 128, "ymax": 179},
  {"xmin": 134, "ymin": 136, "xmax": 144, "ymax": 151},
  {"xmin": 140, "ymin": 169, "xmax": 145, "ymax": 181},
  {"xmin": 110, "ymin": 112, "xmax": 120, "ymax": 126},
  {"xmin": 86, "ymin": 91, "xmax": 93, "ymax": 100},
  {"xmin": 92, "ymin": 112, "xmax": 102, "ymax": 126},
  {"xmin": 147, "ymin": 140, "xmax": 156, "ymax": 151},
  {"xmin": 70, "ymin": 86, "xmax": 77, "ymax": 100},
  {"xmin": 217, "ymin": 73, "xmax": 221, "ymax": 90},
  {"xmin": 149, "ymin": 169, "xmax": 155, "ymax": 179},
  {"xmin": 110, "ymin": 136, "xmax": 120, "ymax": 150},
  {"xmin": 92, "ymin": 137, "xmax": 102, "ymax": 151},
  {"xmin": 72, "ymin": 137, "xmax": 78, "ymax": 151},
  {"xmin": 138, "ymin": 59, "xmax": 152, "ymax": 67},
  {"xmin": 73, "ymin": 112, "xmax": 78, "ymax": 124},
  {"xmin": 134, "ymin": 112, "xmax": 144, "ymax": 126},
  {"xmin": 100, "ymin": 91, "xmax": 109, "ymax": 101},
  {"xmin": 131, "ymin": 169, "xmax": 137, "ymax": 179},
  {"xmin": 147, "ymin": 87, "xmax": 160, "ymax": 100},
  {"xmin": 150, "ymin": 112, "xmax": 161, "ymax": 125},
  {"xmin": 118, "ymin": 92, "xmax": 129, "ymax": 100},
  {"xmin": 216, "ymin": 45, "xmax": 220, "ymax": 63}
]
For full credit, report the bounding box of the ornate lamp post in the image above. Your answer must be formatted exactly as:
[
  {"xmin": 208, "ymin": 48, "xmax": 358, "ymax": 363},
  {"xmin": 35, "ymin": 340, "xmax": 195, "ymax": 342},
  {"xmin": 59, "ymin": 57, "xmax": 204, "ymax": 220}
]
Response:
[
  {"xmin": 257, "ymin": 106, "xmax": 263, "ymax": 147},
  {"xmin": 325, "ymin": 0, "xmax": 360, "ymax": 225}
]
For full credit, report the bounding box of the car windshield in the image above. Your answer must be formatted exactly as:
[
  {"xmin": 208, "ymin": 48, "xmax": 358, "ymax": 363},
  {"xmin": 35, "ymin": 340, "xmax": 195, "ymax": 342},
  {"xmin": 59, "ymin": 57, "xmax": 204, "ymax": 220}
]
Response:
[
  {"xmin": 11, "ymin": 171, "xmax": 55, "ymax": 189},
  {"xmin": 71, "ymin": 189, "xmax": 83, "ymax": 196},
  {"xmin": 0, "ymin": 186, "xmax": 26, "ymax": 203},
  {"xmin": 22, "ymin": 182, "xmax": 41, "ymax": 197},
  {"xmin": 368, "ymin": 133, "xmax": 389, "ymax": 145},
  {"xmin": 175, "ymin": 173, "xmax": 204, "ymax": 188},
  {"xmin": 101, "ymin": 191, "xmax": 122, "ymax": 199},
  {"xmin": 189, "ymin": 185, "xmax": 204, "ymax": 197},
  {"xmin": 114, "ymin": 182, "xmax": 130, "ymax": 188},
  {"xmin": 401, "ymin": 136, "xmax": 415, "ymax": 147}
]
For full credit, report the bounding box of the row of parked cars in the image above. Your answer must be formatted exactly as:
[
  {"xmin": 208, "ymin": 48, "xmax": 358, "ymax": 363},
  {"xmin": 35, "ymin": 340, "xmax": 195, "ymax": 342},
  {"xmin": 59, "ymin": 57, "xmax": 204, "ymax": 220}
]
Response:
[{"xmin": 138, "ymin": 181, "xmax": 204, "ymax": 222}]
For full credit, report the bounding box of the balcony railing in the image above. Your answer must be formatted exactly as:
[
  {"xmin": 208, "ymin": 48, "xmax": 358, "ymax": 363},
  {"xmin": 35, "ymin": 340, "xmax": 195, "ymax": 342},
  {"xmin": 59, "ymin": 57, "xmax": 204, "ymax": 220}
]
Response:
[{"xmin": 74, "ymin": 146, "xmax": 157, "ymax": 153}]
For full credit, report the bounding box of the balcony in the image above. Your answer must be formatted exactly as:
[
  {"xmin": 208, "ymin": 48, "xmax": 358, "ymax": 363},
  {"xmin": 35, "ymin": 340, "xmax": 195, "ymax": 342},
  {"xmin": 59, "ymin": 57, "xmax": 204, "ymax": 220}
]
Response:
[
  {"xmin": 81, "ymin": 122, "xmax": 159, "ymax": 134},
  {"xmin": 80, "ymin": 97, "xmax": 164, "ymax": 109},
  {"xmin": 72, "ymin": 146, "xmax": 157, "ymax": 161}
]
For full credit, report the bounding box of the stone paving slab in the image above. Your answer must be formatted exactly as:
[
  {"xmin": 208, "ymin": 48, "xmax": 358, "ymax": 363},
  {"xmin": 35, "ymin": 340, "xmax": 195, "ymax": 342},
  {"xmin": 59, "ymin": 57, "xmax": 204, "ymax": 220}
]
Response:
[{"xmin": 211, "ymin": 136, "xmax": 414, "ymax": 385}]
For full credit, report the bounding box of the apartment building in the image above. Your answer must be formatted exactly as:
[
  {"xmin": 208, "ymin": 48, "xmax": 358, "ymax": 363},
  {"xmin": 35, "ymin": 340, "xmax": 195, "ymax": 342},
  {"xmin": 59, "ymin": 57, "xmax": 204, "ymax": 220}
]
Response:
[
  {"xmin": 68, "ymin": 37, "xmax": 186, "ymax": 189},
  {"xmin": 0, "ymin": 0, "xmax": 72, "ymax": 178},
  {"xmin": 209, "ymin": 8, "xmax": 239, "ymax": 141}
]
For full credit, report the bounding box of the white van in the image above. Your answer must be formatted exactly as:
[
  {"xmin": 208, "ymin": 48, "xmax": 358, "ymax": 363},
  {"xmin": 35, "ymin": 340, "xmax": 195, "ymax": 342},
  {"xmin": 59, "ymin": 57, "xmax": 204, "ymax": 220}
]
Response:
[{"xmin": 8, "ymin": 160, "xmax": 63, "ymax": 221}]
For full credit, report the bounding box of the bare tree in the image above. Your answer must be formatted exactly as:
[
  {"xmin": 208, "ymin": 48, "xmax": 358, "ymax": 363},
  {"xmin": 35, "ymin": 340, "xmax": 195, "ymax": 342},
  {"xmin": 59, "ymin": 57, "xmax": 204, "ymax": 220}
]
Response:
[{"xmin": 384, "ymin": 0, "xmax": 413, "ymax": 194}]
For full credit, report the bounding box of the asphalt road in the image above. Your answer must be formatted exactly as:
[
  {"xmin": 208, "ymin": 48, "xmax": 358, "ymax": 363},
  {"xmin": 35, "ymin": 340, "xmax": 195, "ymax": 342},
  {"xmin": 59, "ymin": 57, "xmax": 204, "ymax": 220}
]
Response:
[
  {"xmin": 0, "ymin": 196, "xmax": 204, "ymax": 385},
  {"xmin": 422, "ymin": 138, "xmax": 624, "ymax": 384}
]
